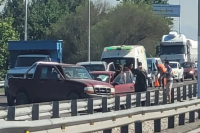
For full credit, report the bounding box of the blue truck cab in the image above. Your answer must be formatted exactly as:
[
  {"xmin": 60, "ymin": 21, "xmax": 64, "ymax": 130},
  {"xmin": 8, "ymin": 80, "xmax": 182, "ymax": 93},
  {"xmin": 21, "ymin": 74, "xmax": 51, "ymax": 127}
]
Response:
[{"xmin": 4, "ymin": 40, "xmax": 63, "ymax": 92}]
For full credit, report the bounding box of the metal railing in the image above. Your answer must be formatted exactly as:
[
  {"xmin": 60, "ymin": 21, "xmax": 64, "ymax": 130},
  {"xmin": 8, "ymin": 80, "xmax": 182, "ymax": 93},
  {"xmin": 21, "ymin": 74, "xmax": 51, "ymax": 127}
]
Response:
[
  {"xmin": 0, "ymin": 83, "xmax": 197, "ymax": 122},
  {"xmin": 0, "ymin": 96, "xmax": 200, "ymax": 133}
]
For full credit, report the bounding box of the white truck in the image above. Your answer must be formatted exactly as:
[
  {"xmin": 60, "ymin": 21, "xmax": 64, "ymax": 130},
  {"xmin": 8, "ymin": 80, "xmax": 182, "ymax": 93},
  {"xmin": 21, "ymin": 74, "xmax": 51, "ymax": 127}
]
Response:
[
  {"xmin": 169, "ymin": 61, "xmax": 184, "ymax": 82},
  {"xmin": 156, "ymin": 31, "xmax": 198, "ymax": 63}
]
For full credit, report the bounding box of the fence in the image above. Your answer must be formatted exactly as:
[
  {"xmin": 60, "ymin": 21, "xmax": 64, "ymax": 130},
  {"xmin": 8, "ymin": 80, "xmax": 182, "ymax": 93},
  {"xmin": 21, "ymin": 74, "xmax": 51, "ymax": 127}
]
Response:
[
  {"xmin": 0, "ymin": 83, "xmax": 197, "ymax": 121},
  {"xmin": 0, "ymin": 96, "xmax": 200, "ymax": 133}
]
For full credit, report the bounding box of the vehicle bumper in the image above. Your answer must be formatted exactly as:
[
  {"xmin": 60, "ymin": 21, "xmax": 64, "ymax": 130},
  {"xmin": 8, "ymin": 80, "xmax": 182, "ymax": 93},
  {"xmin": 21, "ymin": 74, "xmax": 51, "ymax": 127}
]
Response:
[
  {"xmin": 184, "ymin": 72, "xmax": 194, "ymax": 78},
  {"xmin": 173, "ymin": 74, "xmax": 179, "ymax": 80},
  {"xmin": 81, "ymin": 93, "xmax": 114, "ymax": 99}
]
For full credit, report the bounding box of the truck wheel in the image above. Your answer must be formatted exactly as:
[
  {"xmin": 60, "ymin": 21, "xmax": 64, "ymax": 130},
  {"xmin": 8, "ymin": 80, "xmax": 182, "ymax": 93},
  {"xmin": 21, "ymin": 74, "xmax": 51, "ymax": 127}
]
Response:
[
  {"xmin": 7, "ymin": 94, "xmax": 15, "ymax": 106},
  {"xmin": 16, "ymin": 92, "xmax": 29, "ymax": 105},
  {"xmin": 67, "ymin": 92, "xmax": 79, "ymax": 100}
]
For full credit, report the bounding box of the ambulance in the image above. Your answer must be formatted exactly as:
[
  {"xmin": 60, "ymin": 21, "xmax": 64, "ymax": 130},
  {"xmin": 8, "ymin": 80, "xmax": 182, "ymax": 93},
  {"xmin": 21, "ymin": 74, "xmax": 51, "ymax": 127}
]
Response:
[{"xmin": 101, "ymin": 45, "xmax": 147, "ymax": 71}]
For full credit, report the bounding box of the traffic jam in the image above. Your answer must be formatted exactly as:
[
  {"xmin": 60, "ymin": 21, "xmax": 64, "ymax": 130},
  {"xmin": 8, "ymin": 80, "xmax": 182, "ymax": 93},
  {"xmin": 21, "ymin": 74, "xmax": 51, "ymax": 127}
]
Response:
[{"xmin": 5, "ymin": 31, "xmax": 198, "ymax": 105}]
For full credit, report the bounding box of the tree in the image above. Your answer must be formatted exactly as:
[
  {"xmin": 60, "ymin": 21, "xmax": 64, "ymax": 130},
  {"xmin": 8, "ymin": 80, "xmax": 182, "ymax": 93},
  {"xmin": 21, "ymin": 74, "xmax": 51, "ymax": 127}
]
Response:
[
  {"xmin": 48, "ymin": 1, "xmax": 171, "ymax": 62},
  {"xmin": 0, "ymin": 18, "xmax": 19, "ymax": 80},
  {"xmin": 28, "ymin": 0, "xmax": 69, "ymax": 40},
  {"xmin": 3, "ymin": 0, "xmax": 26, "ymax": 40}
]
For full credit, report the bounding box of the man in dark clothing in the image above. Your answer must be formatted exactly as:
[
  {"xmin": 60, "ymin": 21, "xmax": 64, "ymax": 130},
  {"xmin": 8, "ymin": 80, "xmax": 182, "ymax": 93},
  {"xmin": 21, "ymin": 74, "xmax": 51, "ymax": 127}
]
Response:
[
  {"xmin": 135, "ymin": 70, "xmax": 147, "ymax": 92},
  {"xmin": 113, "ymin": 65, "xmax": 123, "ymax": 80}
]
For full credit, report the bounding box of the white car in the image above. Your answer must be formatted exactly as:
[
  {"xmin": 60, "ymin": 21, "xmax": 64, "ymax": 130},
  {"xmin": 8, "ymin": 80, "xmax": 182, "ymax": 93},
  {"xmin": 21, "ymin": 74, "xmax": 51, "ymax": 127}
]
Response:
[{"xmin": 169, "ymin": 61, "xmax": 184, "ymax": 82}]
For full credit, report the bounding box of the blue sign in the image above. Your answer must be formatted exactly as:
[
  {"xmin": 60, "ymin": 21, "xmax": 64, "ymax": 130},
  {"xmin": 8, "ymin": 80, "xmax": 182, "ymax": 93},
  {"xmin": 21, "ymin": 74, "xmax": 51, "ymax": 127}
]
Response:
[{"xmin": 153, "ymin": 4, "xmax": 180, "ymax": 17}]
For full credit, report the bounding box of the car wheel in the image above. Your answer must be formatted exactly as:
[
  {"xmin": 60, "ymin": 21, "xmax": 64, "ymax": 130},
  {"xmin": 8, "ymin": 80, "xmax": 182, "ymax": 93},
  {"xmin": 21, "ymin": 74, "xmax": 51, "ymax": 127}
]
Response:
[
  {"xmin": 67, "ymin": 92, "xmax": 79, "ymax": 100},
  {"xmin": 180, "ymin": 74, "xmax": 184, "ymax": 82},
  {"xmin": 16, "ymin": 92, "xmax": 29, "ymax": 105}
]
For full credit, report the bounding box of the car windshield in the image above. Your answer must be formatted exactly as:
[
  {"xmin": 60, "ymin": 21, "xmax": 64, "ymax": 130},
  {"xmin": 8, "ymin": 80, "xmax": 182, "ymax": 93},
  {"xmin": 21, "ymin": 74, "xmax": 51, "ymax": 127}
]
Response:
[
  {"xmin": 90, "ymin": 73, "xmax": 110, "ymax": 83},
  {"xmin": 102, "ymin": 57, "xmax": 135, "ymax": 69},
  {"xmin": 16, "ymin": 57, "xmax": 49, "ymax": 67},
  {"xmin": 63, "ymin": 66, "xmax": 92, "ymax": 79},
  {"xmin": 181, "ymin": 63, "xmax": 192, "ymax": 68},
  {"xmin": 169, "ymin": 63, "xmax": 177, "ymax": 68},
  {"xmin": 160, "ymin": 45, "xmax": 186, "ymax": 55},
  {"xmin": 81, "ymin": 64, "xmax": 105, "ymax": 72}
]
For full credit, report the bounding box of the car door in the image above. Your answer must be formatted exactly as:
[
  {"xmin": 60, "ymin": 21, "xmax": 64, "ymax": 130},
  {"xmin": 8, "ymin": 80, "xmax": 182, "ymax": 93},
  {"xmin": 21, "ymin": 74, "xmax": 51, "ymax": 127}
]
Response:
[
  {"xmin": 112, "ymin": 72, "xmax": 134, "ymax": 94},
  {"xmin": 36, "ymin": 65, "xmax": 65, "ymax": 102}
]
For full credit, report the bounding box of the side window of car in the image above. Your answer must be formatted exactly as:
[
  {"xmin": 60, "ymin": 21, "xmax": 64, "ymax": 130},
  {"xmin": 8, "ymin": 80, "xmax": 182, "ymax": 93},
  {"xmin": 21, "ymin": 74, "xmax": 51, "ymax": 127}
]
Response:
[
  {"xmin": 113, "ymin": 73, "xmax": 125, "ymax": 84},
  {"xmin": 40, "ymin": 66, "xmax": 60, "ymax": 80}
]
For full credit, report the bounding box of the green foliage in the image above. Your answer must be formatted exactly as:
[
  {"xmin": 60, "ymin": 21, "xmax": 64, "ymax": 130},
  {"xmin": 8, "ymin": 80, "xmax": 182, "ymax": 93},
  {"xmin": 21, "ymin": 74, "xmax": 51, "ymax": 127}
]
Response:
[
  {"xmin": 48, "ymin": 1, "xmax": 171, "ymax": 63},
  {"xmin": 0, "ymin": 18, "xmax": 19, "ymax": 80}
]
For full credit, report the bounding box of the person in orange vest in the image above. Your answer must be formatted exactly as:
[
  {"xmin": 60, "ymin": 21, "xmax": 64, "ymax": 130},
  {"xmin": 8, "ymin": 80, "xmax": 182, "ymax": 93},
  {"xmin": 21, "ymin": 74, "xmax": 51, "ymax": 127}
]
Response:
[{"xmin": 155, "ymin": 60, "xmax": 167, "ymax": 89}]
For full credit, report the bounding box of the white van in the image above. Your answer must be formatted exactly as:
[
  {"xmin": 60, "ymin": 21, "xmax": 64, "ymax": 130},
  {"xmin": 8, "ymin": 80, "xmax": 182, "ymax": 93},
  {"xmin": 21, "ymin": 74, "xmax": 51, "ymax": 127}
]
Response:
[{"xmin": 101, "ymin": 45, "xmax": 147, "ymax": 71}]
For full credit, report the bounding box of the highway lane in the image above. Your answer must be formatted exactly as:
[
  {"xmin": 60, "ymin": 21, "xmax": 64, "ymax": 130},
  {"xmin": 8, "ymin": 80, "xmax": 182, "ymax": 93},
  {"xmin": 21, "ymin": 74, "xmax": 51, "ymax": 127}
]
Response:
[{"xmin": 0, "ymin": 79, "xmax": 196, "ymax": 107}]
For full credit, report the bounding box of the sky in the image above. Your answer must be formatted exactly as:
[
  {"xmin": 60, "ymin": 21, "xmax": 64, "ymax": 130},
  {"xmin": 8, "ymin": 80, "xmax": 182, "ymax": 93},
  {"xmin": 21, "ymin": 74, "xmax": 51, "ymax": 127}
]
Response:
[
  {"xmin": 106, "ymin": 0, "xmax": 198, "ymax": 41},
  {"xmin": 0, "ymin": 0, "xmax": 197, "ymax": 40}
]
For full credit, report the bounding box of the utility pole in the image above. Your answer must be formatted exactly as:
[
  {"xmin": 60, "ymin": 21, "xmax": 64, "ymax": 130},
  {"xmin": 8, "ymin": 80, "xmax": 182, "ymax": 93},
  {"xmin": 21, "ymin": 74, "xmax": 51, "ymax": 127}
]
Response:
[
  {"xmin": 88, "ymin": 0, "xmax": 91, "ymax": 62},
  {"xmin": 24, "ymin": 0, "xmax": 27, "ymax": 41}
]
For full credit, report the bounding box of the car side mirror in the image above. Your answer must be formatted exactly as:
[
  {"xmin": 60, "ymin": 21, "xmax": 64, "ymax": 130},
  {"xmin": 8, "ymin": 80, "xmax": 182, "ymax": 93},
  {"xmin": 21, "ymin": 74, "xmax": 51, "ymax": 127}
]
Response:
[{"xmin": 179, "ymin": 67, "xmax": 182, "ymax": 69}]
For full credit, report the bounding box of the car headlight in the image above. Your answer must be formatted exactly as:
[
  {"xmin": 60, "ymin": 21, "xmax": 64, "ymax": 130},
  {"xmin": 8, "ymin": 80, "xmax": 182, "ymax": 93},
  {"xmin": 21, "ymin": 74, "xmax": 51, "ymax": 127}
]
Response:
[
  {"xmin": 189, "ymin": 71, "xmax": 194, "ymax": 74},
  {"xmin": 7, "ymin": 74, "xmax": 13, "ymax": 79},
  {"xmin": 173, "ymin": 71, "xmax": 177, "ymax": 74},
  {"xmin": 147, "ymin": 74, "xmax": 151, "ymax": 77},
  {"xmin": 84, "ymin": 87, "xmax": 94, "ymax": 94},
  {"xmin": 110, "ymin": 88, "xmax": 115, "ymax": 95}
]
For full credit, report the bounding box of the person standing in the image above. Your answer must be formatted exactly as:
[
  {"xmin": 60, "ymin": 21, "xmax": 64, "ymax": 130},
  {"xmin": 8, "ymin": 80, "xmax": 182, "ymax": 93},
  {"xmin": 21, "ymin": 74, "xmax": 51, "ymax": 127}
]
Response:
[
  {"xmin": 164, "ymin": 60, "xmax": 173, "ymax": 103},
  {"xmin": 156, "ymin": 60, "xmax": 167, "ymax": 89}
]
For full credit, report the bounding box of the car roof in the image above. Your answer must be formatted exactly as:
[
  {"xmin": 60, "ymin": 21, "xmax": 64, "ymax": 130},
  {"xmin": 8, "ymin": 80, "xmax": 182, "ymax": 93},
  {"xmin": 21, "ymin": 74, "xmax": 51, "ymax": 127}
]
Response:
[
  {"xmin": 89, "ymin": 71, "xmax": 115, "ymax": 74},
  {"xmin": 181, "ymin": 61, "xmax": 194, "ymax": 64},
  {"xmin": 77, "ymin": 61, "xmax": 106, "ymax": 65},
  {"xmin": 169, "ymin": 61, "xmax": 179, "ymax": 64},
  {"xmin": 18, "ymin": 54, "xmax": 49, "ymax": 57},
  {"xmin": 36, "ymin": 61, "xmax": 85, "ymax": 68}
]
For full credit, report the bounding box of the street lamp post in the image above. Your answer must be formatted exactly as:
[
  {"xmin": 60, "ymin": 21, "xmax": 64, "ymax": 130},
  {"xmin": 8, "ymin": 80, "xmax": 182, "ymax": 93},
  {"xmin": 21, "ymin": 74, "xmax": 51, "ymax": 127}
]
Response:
[
  {"xmin": 88, "ymin": 0, "xmax": 91, "ymax": 62},
  {"xmin": 24, "ymin": 0, "xmax": 27, "ymax": 41}
]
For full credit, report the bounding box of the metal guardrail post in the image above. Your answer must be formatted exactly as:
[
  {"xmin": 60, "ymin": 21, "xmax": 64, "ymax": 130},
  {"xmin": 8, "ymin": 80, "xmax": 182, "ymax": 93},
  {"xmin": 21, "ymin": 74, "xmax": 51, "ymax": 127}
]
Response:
[
  {"xmin": 102, "ymin": 97, "xmax": 112, "ymax": 133},
  {"xmin": 87, "ymin": 98, "xmax": 94, "ymax": 114},
  {"xmin": 135, "ymin": 121, "xmax": 142, "ymax": 133},
  {"xmin": 189, "ymin": 84, "xmax": 193, "ymax": 99},
  {"xmin": 146, "ymin": 91, "xmax": 150, "ymax": 106},
  {"xmin": 32, "ymin": 103, "xmax": 39, "ymax": 120},
  {"xmin": 189, "ymin": 110, "xmax": 195, "ymax": 123},
  {"xmin": 183, "ymin": 85, "xmax": 187, "ymax": 100},
  {"xmin": 193, "ymin": 83, "xmax": 197, "ymax": 97},
  {"xmin": 171, "ymin": 88, "xmax": 174, "ymax": 103},
  {"xmin": 115, "ymin": 96, "xmax": 120, "ymax": 111},
  {"xmin": 102, "ymin": 97, "xmax": 108, "ymax": 113},
  {"xmin": 126, "ymin": 94, "xmax": 131, "ymax": 109},
  {"xmin": 7, "ymin": 106, "xmax": 15, "ymax": 121},
  {"xmin": 154, "ymin": 90, "xmax": 159, "ymax": 105},
  {"xmin": 177, "ymin": 87, "xmax": 181, "ymax": 101},
  {"xmin": 52, "ymin": 101, "xmax": 60, "ymax": 118},
  {"xmin": 168, "ymin": 115, "xmax": 175, "ymax": 128},
  {"xmin": 71, "ymin": 99, "xmax": 77, "ymax": 116},
  {"xmin": 163, "ymin": 90, "xmax": 167, "ymax": 104},
  {"xmin": 136, "ymin": 93, "xmax": 141, "ymax": 107},
  {"xmin": 179, "ymin": 113, "xmax": 185, "ymax": 125}
]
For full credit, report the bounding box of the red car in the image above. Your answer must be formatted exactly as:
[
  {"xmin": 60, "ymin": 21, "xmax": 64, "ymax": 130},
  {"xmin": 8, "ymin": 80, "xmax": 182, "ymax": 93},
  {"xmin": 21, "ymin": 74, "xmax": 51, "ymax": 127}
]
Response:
[
  {"xmin": 90, "ymin": 71, "xmax": 135, "ymax": 94},
  {"xmin": 181, "ymin": 62, "xmax": 198, "ymax": 80}
]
